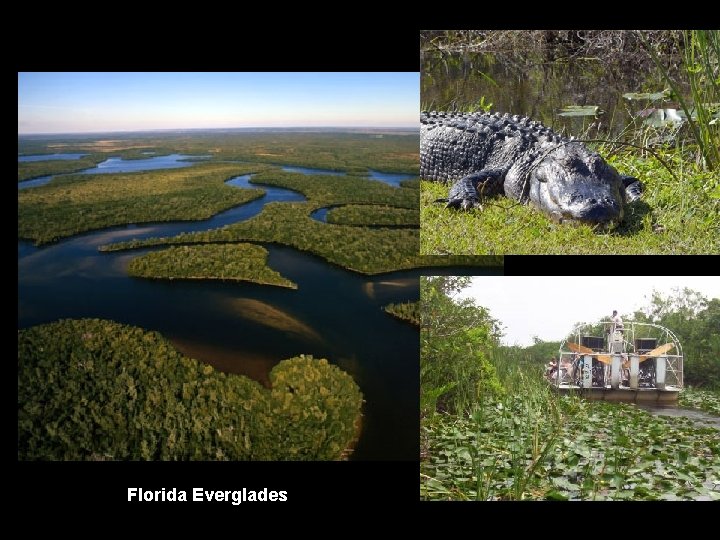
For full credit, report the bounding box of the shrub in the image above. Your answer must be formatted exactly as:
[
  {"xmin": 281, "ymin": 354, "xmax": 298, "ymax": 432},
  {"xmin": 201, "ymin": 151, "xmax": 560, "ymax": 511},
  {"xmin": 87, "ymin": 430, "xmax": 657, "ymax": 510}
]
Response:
[{"xmin": 17, "ymin": 319, "xmax": 362, "ymax": 461}]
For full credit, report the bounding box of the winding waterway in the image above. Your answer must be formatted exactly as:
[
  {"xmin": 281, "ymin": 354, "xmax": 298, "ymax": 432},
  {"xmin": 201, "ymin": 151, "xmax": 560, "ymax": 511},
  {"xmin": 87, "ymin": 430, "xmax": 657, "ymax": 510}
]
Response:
[{"xmin": 18, "ymin": 157, "xmax": 494, "ymax": 460}]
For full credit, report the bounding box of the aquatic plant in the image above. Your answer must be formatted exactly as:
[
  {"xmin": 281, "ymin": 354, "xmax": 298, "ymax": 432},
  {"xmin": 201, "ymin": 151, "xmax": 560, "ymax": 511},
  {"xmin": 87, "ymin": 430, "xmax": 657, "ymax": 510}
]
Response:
[
  {"xmin": 421, "ymin": 398, "xmax": 720, "ymax": 501},
  {"xmin": 640, "ymin": 30, "xmax": 720, "ymax": 171},
  {"xmin": 679, "ymin": 387, "xmax": 720, "ymax": 416}
]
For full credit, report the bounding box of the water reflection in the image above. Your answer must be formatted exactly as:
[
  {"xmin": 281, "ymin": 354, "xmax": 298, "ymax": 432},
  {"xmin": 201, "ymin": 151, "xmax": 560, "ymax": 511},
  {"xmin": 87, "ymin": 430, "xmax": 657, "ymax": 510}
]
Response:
[
  {"xmin": 421, "ymin": 50, "xmax": 666, "ymax": 137},
  {"xmin": 635, "ymin": 404, "xmax": 720, "ymax": 430},
  {"xmin": 222, "ymin": 297, "xmax": 323, "ymax": 343},
  {"xmin": 82, "ymin": 154, "xmax": 210, "ymax": 174}
]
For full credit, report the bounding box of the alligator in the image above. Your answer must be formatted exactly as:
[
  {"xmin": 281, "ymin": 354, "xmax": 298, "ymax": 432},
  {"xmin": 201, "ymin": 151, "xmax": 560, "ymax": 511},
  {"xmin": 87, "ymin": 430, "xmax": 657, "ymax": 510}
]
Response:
[{"xmin": 420, "ymin": 111, "xmax": 643, "ymax": 224}]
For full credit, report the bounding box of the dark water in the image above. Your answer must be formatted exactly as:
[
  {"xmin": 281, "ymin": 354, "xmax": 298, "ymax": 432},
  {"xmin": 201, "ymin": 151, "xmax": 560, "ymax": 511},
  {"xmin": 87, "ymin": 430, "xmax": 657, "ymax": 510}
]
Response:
[
  {"xmin": 18, "ymin": 153, "xmax": 88, "ymax": 162},
  {"xmin": 636, "ymin": 405, "xmax": 720, "ymax": 430},
  {"xmin": 421, "ymin": 50, "xmax": 665, "ymax": 137},
  {"xmin": 18, "ymin": 166, "xmax": 491, "ymax": 460}
]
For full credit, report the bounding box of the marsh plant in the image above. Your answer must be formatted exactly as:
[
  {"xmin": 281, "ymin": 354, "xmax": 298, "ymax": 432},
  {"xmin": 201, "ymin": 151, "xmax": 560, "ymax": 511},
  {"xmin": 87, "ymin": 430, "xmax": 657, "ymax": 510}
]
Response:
[{"xmin": 420, "ymin": 278, "xmax": 720, "ymax": 500}]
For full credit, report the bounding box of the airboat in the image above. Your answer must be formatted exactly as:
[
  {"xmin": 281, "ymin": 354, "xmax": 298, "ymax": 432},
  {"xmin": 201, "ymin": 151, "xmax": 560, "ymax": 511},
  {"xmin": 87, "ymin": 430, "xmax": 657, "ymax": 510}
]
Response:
[{"xmin": 550, "ymin": 321, "xmax": 683, "ymax": 404}]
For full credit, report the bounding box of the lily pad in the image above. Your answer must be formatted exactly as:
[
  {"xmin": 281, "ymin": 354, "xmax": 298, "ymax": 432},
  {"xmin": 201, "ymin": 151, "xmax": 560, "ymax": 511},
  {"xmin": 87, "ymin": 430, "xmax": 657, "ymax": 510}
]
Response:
[
  {"xmin": 559, "ymin": 105, "xmax": 602, "ymax": 117},
  {"xmin": 623, "ymin": 89, "xmax": 671, "ymax": 101}
]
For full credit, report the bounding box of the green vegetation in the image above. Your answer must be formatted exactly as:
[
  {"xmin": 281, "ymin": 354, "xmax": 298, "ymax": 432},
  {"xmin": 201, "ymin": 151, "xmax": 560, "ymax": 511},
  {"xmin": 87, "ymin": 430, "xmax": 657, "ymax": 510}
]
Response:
[
  {"xmin": 327, "ymin": 205, "xmax": 419, "ymax": 227},
  {"xmin": 100, "ymin": 170, "xmax": 421, "ymax": 274},
  {"xmin": 383, "ymin": 301, "xmax": 419, "ymax": 326},
  {"xmin": 422, "ymin": 399, "xmax": 720, "ymax": 501},
  {"xmin": 17, "ymin": 132, "xmax": 504, "ymax": 272},
  {"xmin": 18, "ymin": 132, "xmax": 420, "ymax": 175},
  {"xmin": 102, "ymin": 171, "xmax": 505, "ymax": 273},
  {"xmin": 641, "ymin": 30, "xmax": 720, "ymax": 170},
  {"xmin": 106, "ymin": 200, "xmax": 419, "ymax": 274},
  {"xmin": 18, "ymin": 163, "xmax": 266, "ymax": 244},
  {"xmin": 421, "ymin": 30, "xmax": 719, "ymax": 255},
  {"xmin": 420, "ymin": 277, "xmax": 504, "ymax": 415},
  {"xmin": 679, "ymin": 388, "xmax": 720, "ymax": 416},
  {"xmin": 127, "ymin": 244, "xmax": 297, "ymax": 288},
  {"xmin": 421, "ymin": 151, "xmax": 719, "ymax": 254},
  {"xmin": 420, "ymin": 278, "xmax": 720, "ymax": 500},
  {"xmin": 18, "ymin": 319, "xmax": 362, "ymax": 461},
  {"xmin": 247, "ymin": 170, "xmax": 417, "ymax": 208},
  {"xmin": 18, "ymin": 154, "xmax": 106, "ymax": 182},
  {"xmin": 626, "ymin": 288, "xmax": 720, "ymax": 389}
]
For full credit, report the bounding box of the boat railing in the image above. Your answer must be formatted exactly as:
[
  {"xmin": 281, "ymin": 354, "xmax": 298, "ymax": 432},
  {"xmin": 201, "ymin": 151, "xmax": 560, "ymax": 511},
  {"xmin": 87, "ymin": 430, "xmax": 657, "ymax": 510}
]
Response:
[{"xmin": 553, "ymin": 321, "xmax": 683, "ymax": 390}]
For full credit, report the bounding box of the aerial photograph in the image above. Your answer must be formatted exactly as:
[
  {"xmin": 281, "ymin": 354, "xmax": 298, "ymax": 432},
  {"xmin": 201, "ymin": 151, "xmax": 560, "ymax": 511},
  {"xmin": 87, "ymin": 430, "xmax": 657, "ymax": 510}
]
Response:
[
  {"xmin": 420, "ymin": 30, "xmax": 719, "ymax": 254},
  {"xmin": 17, "ymin": 72, "xmax": 501, "ymax": 461}
]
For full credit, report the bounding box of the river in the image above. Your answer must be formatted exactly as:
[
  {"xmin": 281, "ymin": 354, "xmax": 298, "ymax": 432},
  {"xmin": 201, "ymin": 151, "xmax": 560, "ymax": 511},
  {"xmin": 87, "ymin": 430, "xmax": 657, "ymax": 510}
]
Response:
[{"xmin": 18, "ymin": 157, "xmax": 496, "ymax": 460}]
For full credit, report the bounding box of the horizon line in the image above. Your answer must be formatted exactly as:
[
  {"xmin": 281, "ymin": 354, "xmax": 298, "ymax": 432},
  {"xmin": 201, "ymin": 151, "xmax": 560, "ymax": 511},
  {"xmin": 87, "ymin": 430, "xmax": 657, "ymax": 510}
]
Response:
[{"xmin": 18, "ymin": 125, "xmax": 420, "ymax": 136}]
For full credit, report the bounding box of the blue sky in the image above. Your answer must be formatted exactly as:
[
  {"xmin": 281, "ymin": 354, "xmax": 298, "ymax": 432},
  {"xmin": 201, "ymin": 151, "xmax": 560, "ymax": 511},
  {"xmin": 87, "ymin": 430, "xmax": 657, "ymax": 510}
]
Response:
[{"xmin": 18, "ymin": 72, "xmax": 419, "ymax": 134}]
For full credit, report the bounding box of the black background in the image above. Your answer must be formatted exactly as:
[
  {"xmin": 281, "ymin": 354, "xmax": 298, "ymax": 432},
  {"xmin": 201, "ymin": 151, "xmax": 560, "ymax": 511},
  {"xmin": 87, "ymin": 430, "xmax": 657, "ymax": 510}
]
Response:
[{"xmin": 17, "ymin": 9, "xmax": 713, "ymax": 524}]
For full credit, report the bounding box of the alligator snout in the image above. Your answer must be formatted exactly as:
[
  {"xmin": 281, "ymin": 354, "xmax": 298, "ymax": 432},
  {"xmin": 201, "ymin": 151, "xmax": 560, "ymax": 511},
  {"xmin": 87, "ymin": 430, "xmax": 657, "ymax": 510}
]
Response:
[{"xmin": 572, "ymin": 196, "xmax": 623, "ymax": 223}]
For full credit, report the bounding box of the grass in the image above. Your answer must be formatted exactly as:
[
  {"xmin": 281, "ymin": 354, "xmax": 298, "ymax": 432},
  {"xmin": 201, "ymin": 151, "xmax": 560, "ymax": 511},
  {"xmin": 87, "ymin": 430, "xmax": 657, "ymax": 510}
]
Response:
[
  {"xmin": 421, "ymin": 150, "xmax": 720, "ymax": 254},
  {"xmin": 127, "ymin": 243, "xmax": 297, "ymax": 289},
  {"xmin": 18, "ymin": 163, "xmax": 266, "ymax": 245}
]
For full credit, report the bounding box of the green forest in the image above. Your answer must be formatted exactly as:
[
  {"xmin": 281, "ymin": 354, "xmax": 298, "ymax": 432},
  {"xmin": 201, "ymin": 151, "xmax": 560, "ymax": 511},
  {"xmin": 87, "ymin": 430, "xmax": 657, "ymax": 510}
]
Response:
[
  {"xmin": 420, "ymin": 277, "xmax": 720, "ymax": 500},
  {"xmin": 18, "ymin": 319, "xmax": 362, "ymax": 460},
  {"xmin": 128, "ymin": 243, "xmax": 297, "ymax": 288},
  {"xmin": 18, "ymin": 163, "xmax": 266, "ymax": 244}
]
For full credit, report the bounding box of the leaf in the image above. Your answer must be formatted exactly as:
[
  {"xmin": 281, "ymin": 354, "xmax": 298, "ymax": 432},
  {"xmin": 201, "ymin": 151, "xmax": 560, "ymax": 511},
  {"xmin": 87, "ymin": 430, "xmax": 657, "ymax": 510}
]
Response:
[
  {"xmin": 545, "ymin": 490, "xmax": 569, "ymax": 501},
  {"xmin": 558, "ymin": 105, "xmax": 602, "ymax": 117},
  {"xmin": 623, "ymin": 89, "xmax": 670, "ymax": 101}
]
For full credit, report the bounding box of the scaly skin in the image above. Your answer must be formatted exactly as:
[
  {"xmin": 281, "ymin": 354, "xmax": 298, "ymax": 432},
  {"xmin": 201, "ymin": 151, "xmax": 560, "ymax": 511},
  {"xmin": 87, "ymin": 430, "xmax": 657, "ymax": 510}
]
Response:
[{"xmin": 421, "ymin": 111, "xmax": 643, "ymax": 224}]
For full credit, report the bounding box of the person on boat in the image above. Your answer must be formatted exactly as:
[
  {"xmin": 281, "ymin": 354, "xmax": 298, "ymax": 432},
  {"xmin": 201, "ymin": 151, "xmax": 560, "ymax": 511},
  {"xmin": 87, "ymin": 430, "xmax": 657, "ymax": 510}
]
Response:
[
  {"xmin": 609, "ymin": 310, "xmax": 625, "ymax": 353},
  {"xmin": 611, "ymin": 310, "xmax": 624, "ymax": 334},
  {"xmin": 546, "ymin": 358, "xmax": 557, "ymax": 379}
]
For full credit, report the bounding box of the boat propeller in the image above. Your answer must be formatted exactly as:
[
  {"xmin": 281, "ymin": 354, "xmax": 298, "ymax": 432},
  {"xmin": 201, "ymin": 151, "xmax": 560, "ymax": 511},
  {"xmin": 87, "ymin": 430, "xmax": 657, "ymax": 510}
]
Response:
[{"xmin": 566, "ymin": 342, "xmax": 674, "ymax": 366}]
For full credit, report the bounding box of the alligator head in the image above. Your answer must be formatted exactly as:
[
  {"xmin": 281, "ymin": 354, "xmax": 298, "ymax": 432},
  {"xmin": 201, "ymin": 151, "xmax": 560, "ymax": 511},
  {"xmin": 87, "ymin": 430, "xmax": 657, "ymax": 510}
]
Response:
[{"xmin": 510, "ymin": 142, "xmax": 626, "ymax": 225}]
